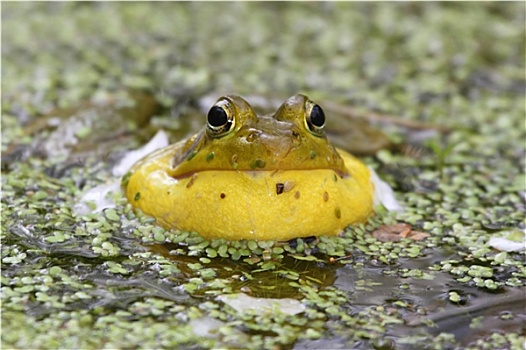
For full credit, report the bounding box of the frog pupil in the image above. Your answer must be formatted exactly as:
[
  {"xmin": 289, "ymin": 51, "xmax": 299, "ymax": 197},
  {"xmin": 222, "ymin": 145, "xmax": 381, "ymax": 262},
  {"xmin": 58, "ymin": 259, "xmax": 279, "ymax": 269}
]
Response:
[
  {"xmin": 208, "ymin": 106, "xmax": 228, "ymax": 127},
  {"xmin": 310, "ymin": 105, "xmax": 325, "ymax": 127}
]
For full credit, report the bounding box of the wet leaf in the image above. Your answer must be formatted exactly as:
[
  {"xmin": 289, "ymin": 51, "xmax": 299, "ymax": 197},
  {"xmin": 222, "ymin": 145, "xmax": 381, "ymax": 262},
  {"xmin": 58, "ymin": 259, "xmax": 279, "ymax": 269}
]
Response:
[{"xmin": 372, "ymin": 223, "xmax": 430, "ymax": 242}]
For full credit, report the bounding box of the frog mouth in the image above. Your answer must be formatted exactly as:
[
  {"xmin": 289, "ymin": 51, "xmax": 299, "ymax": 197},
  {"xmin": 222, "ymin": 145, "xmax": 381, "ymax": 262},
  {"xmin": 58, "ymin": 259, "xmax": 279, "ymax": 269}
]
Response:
[
  {"xmin": 168, "ymin": 166, "xmax": 350, "ymax": 181},
  {"xmin": 169, "ymin": 141, "xmax": 350, "ymax": 180}
]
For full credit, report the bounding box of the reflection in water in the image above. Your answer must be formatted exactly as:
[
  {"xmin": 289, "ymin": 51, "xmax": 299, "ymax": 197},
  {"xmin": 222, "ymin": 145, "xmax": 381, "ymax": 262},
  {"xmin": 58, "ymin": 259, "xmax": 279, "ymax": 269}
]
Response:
[
  {"xmin": 151, "ymin": 242, "xmax": 338, "ymax": 299},
  {"xmin": 152, "ymin": 241, "xmax": 525, "ymax": 346},
  {"xmin": 333, "ymin": 249, "xmax": 526, "ymax": 346}
]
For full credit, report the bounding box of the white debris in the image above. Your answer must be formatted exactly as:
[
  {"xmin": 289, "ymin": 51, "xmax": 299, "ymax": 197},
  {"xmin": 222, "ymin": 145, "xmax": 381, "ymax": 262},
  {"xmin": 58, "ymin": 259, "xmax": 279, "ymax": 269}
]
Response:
[
  {"xmin": 369, "ymin": 167, "xmax": 404, "ymax": 212},
  {"xmin": 111, "ymin": 129, "xmax": 169, "ymax": 176},
  {"xmin": 189, "ymin": 317, "xmax": 226, "ymax": 339},
  {"xmin": 43, "ymin": 113, "xmax": 94, "ymax": 158},
  {"xmin": 75, "ymin": 130, "xmax": 168, "ymax": 216},
  {"xmin": 217, "ymin": 293, "xmax": 306, "ymax": 316},
  {"xmin": 488, "ymin": 235, "xmax": 525, "ymax": 252},
  {"xmin": 73, "ymin": 181, "xmax": 121, "ymax": 215}
]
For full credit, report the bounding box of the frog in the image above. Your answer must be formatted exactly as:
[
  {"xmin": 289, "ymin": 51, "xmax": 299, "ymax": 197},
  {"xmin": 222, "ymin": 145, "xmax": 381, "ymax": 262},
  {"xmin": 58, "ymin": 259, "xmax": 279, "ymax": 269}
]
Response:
[{"xmin": 123, "ymin": 94, "xmax": 375, "ymax": 241}]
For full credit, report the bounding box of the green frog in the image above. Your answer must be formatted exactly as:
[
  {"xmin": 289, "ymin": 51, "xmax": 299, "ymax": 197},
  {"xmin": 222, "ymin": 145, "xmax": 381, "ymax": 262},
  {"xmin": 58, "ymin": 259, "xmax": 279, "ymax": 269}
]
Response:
[{"xmin": 123, "ymin": 94, "xmax": 374, "ymax": 241}]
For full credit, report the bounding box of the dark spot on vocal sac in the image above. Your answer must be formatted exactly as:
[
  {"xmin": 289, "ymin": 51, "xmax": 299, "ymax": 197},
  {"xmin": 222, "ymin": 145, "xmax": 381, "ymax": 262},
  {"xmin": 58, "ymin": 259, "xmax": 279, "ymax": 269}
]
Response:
[
  {"xmin": 335, "ymin": 207, "xmax": 341, "ymax": 219},
  {"xmin": 220, "ymin": 193, "xmax": 226, "ymax": 199},
  {"xmin": 276, "ymin": 183, "xmax": 284, "ymax": 195},
  {"xmin": 294, "ymin": 191, "xmax": 300, "ymax": 199},
  {"xmin": 323, "ymin": 191, "xmax": 329, "ymax": 202}
]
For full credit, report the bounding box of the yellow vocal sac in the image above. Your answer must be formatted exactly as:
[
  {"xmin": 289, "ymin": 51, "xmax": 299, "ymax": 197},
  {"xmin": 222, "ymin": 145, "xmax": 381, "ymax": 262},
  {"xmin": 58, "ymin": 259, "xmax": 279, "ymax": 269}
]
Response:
[{"xmin": 123, "ymin": 94, "xmax": 374, "ymax": 241}]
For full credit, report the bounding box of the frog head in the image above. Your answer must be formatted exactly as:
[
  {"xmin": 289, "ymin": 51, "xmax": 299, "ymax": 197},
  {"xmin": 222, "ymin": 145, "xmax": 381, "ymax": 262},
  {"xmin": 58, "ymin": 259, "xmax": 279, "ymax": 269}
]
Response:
[{"xmin": 170, "ymin": 94, "xmax": 348, "ymax": 178}]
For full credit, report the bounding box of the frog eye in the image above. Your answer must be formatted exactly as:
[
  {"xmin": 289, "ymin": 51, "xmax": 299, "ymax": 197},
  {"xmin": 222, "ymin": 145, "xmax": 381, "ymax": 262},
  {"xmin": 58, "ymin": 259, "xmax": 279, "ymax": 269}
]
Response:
[
  {"xmin": 305, "ymin": 101, "xmax": 326, "ymax": 136},
  {"xmin": 207, "ymin": 100, "xmax": 235, "ymax": 137}
]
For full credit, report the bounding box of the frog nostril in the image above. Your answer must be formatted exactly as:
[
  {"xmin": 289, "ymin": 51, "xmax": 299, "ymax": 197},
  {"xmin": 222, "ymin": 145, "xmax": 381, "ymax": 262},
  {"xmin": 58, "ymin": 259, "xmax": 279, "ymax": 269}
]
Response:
[{"xmin": 246, "ymin": 131, "xmax": 260, "ymax": 143}]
